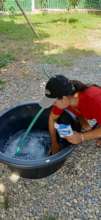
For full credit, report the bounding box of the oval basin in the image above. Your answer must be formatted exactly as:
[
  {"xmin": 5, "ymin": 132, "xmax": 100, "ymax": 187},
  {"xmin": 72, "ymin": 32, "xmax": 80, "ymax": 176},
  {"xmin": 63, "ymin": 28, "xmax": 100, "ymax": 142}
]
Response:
[{"xmin": 0, "ymin": 103, "xmax": 81, "ymax": 179}]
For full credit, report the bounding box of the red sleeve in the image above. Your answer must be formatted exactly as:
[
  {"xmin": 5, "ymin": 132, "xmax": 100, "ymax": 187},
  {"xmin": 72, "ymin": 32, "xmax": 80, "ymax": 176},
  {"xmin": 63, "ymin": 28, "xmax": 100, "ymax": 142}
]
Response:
[
  {"xmin": 68, "ymin": 106, "xmax": 82, "ymax": 117},
  {"xmin": 51, "ymin": 106, "xmax": 64, "ymax": 116},
  {"xmin": 51, "ymin": 105, "xmax": 81, "ymax": 117}
]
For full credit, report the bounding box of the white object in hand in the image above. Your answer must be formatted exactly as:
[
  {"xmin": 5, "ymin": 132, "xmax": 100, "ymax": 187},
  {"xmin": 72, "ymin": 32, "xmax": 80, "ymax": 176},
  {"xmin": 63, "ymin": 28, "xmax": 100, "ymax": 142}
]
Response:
[{"xmin": 54, "ymin": 123, "xmax": 73, "ymax": 138}]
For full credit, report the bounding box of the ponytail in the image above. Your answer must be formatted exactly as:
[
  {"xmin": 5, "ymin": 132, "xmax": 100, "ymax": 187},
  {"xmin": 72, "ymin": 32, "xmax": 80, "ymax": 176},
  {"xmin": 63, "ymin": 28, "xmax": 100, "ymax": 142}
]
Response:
[{"xmin": 70, "ymin": 80, "xmax": 100, "ymax": 94}]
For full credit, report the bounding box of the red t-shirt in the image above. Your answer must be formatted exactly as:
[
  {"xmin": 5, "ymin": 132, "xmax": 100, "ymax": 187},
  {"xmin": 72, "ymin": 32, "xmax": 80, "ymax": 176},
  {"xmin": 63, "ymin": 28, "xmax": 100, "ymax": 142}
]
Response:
[{"xmin": 52, "ymin": 86, "xmax": 101, "ymax": 125}]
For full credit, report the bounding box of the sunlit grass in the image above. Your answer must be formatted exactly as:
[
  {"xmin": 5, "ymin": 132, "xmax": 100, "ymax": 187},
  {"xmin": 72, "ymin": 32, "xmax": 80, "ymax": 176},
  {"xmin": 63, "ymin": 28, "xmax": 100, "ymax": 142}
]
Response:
[{"xmin": 0, "ymin": 12, "xmax": 101, "ymax": 65}]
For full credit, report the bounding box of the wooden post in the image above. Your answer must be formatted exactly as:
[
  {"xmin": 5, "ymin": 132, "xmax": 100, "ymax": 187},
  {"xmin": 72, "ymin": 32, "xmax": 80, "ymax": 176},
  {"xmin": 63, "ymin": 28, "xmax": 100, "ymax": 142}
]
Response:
[{"xmin": 15, "ymin": 0, "xmax": 39, "ymax": 38}]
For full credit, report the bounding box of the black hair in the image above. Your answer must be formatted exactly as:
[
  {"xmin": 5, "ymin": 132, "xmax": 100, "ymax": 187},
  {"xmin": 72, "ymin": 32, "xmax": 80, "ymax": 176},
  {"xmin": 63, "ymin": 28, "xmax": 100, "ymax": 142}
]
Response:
[
  {"xmin": 45, "ymin": 74, "xmax": 100, "ymax": 99},
  {"xmin": 70, "ymin": 80, "xmax": 100, "ymax": 95}
]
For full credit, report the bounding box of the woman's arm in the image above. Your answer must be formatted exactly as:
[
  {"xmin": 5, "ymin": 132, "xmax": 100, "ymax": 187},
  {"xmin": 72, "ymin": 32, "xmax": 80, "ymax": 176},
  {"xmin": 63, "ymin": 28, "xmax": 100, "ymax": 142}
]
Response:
[
  {"xmin": 48, "ymin": 112, "xmax": 60, "ymax": 154},
  {"xmin": 78, "ymin": 116, "xmax": 91, "ymax": 131},
  {"xmin": 82, "ymin": 127, "xmax": 101, "ymax": 141},
  {"xmin": 64, "ymin": 127, "xmax": 101, "ymax": 145}
]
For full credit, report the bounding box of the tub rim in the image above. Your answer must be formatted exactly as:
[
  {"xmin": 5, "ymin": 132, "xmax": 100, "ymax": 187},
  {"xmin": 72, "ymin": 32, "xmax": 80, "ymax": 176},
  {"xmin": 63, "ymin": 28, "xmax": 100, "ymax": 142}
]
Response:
[{"xmin": 0, "ymin": 147, "xmax": 73, "ymax": 169}]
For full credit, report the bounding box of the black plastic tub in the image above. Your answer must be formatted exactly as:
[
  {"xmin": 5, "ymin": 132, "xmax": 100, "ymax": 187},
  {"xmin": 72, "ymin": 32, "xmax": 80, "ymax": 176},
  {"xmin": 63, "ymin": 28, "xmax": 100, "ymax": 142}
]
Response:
[{"xmin": 0, "ymin": 103, "xmax": 81, "ymax": 179}]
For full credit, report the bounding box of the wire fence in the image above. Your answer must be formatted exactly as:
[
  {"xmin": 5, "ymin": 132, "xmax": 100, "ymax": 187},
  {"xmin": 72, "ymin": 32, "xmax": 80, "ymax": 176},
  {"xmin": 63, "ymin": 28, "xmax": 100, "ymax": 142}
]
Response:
[
  {"xmin": 0, "ymin": 0, "xmax": 32, "ymax": 12},
  {"xmin": 0, "ymin": 0, "xmax": 101, "ymax": 12},
  {"xmin": 35, "ymin": 0, "xmax": 101, "ymax": 9}
]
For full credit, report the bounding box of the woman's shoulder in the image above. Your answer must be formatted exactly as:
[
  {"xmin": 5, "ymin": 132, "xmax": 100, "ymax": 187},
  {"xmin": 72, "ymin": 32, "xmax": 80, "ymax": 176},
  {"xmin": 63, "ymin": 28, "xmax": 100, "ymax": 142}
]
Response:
[
  {"xmin": 79, "ymin": 86, "xmax": 101, "ymax": 106},
  {"xmin": 83, "ymin": 86, "xmax": 101, "ymax": 97}
]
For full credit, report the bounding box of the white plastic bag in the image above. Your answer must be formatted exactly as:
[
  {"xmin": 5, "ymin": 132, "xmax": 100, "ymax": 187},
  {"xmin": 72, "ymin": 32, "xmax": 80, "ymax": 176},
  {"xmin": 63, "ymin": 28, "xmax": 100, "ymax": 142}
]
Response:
[{"xmin": 54, "ymin": 123, "xmax": 73, "ymax": 138}]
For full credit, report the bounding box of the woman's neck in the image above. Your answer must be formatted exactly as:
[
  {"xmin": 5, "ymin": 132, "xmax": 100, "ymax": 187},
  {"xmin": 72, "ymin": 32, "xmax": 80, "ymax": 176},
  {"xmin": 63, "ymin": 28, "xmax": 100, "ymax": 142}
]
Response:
[{"xmin": 69, "ymin": 92, "xmax": 79, "ymax": 107}]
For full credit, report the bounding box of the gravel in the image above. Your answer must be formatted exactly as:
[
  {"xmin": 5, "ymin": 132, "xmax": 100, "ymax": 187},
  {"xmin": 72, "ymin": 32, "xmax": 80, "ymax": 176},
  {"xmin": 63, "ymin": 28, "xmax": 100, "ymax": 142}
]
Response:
[{"xmin": 0, "ymin": 53, "xmax": 101, "ymax": 220}]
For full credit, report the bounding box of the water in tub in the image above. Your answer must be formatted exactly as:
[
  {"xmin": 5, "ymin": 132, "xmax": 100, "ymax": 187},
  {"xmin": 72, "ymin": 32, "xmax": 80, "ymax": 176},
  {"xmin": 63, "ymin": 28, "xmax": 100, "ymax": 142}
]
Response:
[{"xmin": 4, "ymin": 130, "xmax": 51, "ymax": 160}]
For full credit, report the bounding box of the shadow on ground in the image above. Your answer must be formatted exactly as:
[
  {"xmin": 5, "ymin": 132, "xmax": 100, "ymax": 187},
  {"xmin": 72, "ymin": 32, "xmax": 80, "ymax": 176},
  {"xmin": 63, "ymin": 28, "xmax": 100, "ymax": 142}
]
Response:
[
  {"xmin": 32, "ymin": 41, "xmax": 101, "ymax": 67},
  {"xmin": 0, "ymin": 18, "xmax": 49, "ymax": 41}
]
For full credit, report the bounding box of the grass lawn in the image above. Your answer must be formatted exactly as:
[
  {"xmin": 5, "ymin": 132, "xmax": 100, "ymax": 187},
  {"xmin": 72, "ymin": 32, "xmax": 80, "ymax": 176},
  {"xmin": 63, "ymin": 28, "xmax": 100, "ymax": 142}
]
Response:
[{"xmin": 0, "ymin": 12, "xmax": 101, "ymax": 67}]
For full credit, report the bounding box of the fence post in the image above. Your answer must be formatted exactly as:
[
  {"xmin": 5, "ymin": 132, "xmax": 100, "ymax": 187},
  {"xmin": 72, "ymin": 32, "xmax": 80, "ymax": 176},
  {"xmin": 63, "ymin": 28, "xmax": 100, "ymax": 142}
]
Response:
[{"xmin": 32, "ymin": 0, "xmax": 35, "ymax": 11}]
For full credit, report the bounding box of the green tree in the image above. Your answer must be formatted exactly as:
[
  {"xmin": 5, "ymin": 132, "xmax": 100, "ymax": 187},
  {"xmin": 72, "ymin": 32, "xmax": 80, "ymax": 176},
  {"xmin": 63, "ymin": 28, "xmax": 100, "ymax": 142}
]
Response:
[
  {"xmin": 40, "ymin": 0, "xmax": 48, "ymax": 9},
  {"xmin": 0, "ymin": 0, "xmax": 5, "ymax": 10},
  {"xmin": 68, "ymin": 0, "xmax": 80, "ymax": 8},
  {"xmin": 85, "ymin": 0, "xmax": 100, "ymax": 9}
]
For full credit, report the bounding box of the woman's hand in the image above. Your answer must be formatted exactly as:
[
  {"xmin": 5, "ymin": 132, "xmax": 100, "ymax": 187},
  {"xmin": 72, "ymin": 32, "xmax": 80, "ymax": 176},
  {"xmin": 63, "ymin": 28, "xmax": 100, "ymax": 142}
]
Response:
[
  {"xmin": 78, "ymin": 116, "xmax": 91, "ymax": 131},
  {"xmin": 48, "ymin": 112, "xmax": 61, "ymax": 155},
  {"xmin": 64, "ymin": 132, "xmax": 83, "ymax": 144},
  {"xmin": 48, "ymin": 143, "xmax": 60, "ymax": 155}
]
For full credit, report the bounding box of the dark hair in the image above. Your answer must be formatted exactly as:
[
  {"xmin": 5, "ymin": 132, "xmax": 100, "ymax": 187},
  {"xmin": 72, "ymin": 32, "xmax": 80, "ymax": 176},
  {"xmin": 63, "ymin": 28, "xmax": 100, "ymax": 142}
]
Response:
[
  {"xmin": 70, "ymin": 80, "xmax": 100, "ymax": 94},
  {"xmin": 45, "ymin": 74, "xmax": 100, "ymax": 99}
]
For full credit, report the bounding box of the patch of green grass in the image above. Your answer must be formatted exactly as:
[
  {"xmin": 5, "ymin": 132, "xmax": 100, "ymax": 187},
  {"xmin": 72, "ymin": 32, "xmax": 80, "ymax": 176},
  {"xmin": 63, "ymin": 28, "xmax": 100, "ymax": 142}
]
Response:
[
  {"xmin": 0, "ymin": 53, "xmax": 15, "ymax": 68},
  {"xmin": 0, "ymin": 13, "xmax": 101, "ymax": 65},
  {"xmin": 43, "ymin": 54, "xmax": 73, "ymax": 67},
  {"xmin": 0, "ymin": 13, "xmax": 101, "ymax": 42},
  {"xmin": 0, "ymin": 79, "xmax": 6, "ymax": 89},
  {"xmin": 42, "ymin": 215, "xmax": 57, "ymax": 220},
  {"xmin": 68, "ymin": 17, "xmax": 78, "ymax": 23}
]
